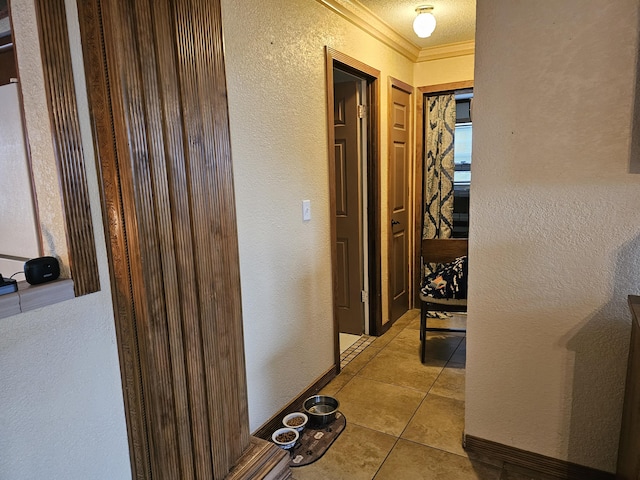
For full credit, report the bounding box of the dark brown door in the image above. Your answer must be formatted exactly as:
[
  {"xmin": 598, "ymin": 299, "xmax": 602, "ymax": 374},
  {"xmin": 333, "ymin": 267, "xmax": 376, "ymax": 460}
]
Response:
[
  {"xmin": 334, "ymin": 80, "xmax": 364, "ymax": 335},
  {"xmin": 389, "ymin": 85, "xmax": 411, "ymax": 323}
]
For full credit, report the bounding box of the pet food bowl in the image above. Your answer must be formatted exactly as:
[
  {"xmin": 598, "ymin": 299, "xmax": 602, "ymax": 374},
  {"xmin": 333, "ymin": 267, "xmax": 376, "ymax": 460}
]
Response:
[
  {"xmin": 282, "ymin": 412, "xmax": 308, "ymax": 432},
  {"xmin": 271, "ymin": 427, "xmax": 299, "ymax": 450},
  {"xmin": 303, "ymin": 395, "xmax": 339, "ymax": 426}
]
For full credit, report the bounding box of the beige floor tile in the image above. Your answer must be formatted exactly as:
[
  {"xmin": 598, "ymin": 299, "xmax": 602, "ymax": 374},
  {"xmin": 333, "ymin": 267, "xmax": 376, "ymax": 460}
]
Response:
[
  {"xmin": 402, "ymin": 393, "xmax": 466, "ymax": 456},
  {"xmin": 340, "ymin": 346, "xmax": 381, "ymax": 376},
  {"xmin": 430, "ymin": 364, "xmax": 465, "ymax": 400},
  {"xmin": 382, "ymin": 327, "xmax": 424, "ymax": 356},
  {"xmin": 290, "ymin": 423, "xmax": 397, "ymax": 480},
  {"xmin": 391, "ymin": 309, "xmax": 420, "ymax": 329},
  {"xmin": 373, "ymin": 440, "xmax": 501, "ymax": 480},
  {"xmin": 385, "ymin": 327, "xmax": 463, "ymax": 363},
  {"xmin": 320, "ymin": 372, "xmax": 354, "ymax": 397},
  {"xmin": 368, "ymin": 319, "xmax": 408, "ymax": 349},
  {"xmin": 357, "ymin": 347, "xmax": 445, "ymax": 393},
  {"xmin": 335, "ymin": 376, "xmax": 424, "ymax": 437},
  {"xmin": 406, "ymin": 313, "xmax": 467, "ymax": 332},
  {"xmin": 427, "ymin": 313, "xmax": 467, "ymax": 331},
  {"xmin": 406, "ymin": 316, "xmax": 421, "ymax": 331},
  {"xmin": 449, "ymin": 337, "xmax": 467, "ymax": 365},
  {"xmin": 422, "ymin": 332, "xmax": 465, "ymax": 363}
]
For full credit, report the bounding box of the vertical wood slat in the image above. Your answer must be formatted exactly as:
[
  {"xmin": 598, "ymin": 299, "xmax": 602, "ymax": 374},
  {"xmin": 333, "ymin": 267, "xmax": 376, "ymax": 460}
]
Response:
[
  {"xmin": 33, "ymin": 0, "xmax": 100, "ymax": 297},
  {"xmin": 77, "ymin": 0, "xmax": 252, "ymax": 478},
  {"xmin": 75, "ymin": 0, "xmax": 151, "ymax": 477},
  {"xmin": 182, "ymin": 0, "xmax": 250, "ymax": 467},
  {"xmin": 171, "ymin": 1, "xmax": 229, "ymax": 475}
]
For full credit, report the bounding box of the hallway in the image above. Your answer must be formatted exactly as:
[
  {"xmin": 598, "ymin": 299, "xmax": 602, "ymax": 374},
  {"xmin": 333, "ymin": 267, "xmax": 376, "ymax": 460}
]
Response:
[{"xmin": 291, "ymin": 310, "xmax": 551, "ymax": 480}]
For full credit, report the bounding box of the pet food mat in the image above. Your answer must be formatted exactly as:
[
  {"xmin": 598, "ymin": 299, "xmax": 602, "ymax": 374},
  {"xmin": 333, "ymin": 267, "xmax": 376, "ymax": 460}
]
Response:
[{"xmin": 288, "ymin": 412, "xmax": 346, "ymax": 467}]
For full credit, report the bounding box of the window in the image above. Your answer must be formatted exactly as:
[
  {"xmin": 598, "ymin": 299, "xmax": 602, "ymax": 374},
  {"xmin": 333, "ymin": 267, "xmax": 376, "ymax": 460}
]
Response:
[{"xmin": 452, "ymin": 91, "xmax": 472, "ymax": 238}]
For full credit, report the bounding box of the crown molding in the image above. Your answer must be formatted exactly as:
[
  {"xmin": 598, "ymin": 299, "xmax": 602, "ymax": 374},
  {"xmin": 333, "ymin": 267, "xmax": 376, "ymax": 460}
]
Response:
[
  {"xmin": 315, "ymin": 0, "xmax": 419, "ymax": 61},
  {"xmin": 315, "ymin": 0, "xmax": 475, "ymax": 63},
  {"xmin": 416, "ymin": 40, "xmax": 475, "ymax": 62}
]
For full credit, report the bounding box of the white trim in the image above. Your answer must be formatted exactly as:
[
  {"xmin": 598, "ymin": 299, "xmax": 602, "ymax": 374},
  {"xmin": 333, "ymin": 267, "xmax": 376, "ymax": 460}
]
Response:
[
  {"xmin": 315, "ymin": 0, "xmax": 474, "ymax": 62},
  {"xmin": 315, "ymin": 0, "xmax": 419, "ymax": 61},
  {"xmin": 416, "ymin": 40, "xmax": 476, "ymax": 62}
]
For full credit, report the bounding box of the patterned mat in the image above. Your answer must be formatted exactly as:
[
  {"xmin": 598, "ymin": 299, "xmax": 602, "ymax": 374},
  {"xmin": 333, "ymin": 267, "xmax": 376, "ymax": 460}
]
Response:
[{"xmin": 288, "ymin": 412, "xmax": 347, "ymax": 467}]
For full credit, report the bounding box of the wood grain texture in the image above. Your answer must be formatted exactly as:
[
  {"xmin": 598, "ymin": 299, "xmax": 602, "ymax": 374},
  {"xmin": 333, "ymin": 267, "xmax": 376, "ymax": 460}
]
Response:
[
  {"xmin": 75, "ymin": 1, "xmax": 151, "ymax": 477},
  {"xmin": 464, "ymin": 435, "xmax": 615, "ymax": 480},
  {"xmin": 387, "ymin": 77, "xmax": 413, "ymax": 323},
  {"xmin": 617, "ymin": 296, "xmax": 640, "ymax": 479},
  {"xmin": 77, "ymin": 0, "xmax": 258, "ymax": 478},
  {"xmin": 421, "ymin": 238, "xmax": 468, "ymax": 264},
  {"xmin": 34, "ymin": 0, "xmax": 100, "ymax": 297}
]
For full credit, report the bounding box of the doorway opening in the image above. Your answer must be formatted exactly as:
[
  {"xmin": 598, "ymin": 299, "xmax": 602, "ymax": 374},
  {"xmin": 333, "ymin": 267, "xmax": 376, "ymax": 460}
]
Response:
[
  {"xmin": 325, "ymin": 47, "xmax": 382, "ymax": 370},
  {"xmin": 413, "ymin": 81, "xmax": 474, "ymax": 307}
]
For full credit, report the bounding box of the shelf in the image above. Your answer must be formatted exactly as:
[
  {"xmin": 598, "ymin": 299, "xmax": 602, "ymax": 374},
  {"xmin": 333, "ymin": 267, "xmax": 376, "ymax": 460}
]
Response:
[{"xmin": 0, "ymin": 278, "xmax": 75, "ymax": 319}]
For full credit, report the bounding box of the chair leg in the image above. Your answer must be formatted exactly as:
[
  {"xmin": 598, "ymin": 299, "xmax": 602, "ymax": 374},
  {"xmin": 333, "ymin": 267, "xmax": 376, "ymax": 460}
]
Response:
[
  {"xmin": 420, "ymin": 304, "xmax": 428, "ymax": 364},
  {"xmin": 421, "ymin": 319, "xmax": 427, "ymax": 364}
]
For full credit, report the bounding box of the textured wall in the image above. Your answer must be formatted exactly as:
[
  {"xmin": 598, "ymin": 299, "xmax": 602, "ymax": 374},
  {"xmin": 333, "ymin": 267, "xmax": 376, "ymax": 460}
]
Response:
[
  {"xmin": 11, "ymin": 0, "xmax": 69, "ymax": 273},
  {"xmin": 0, "ymin": 1, "xmax": 131, "ymax": 478},
  {"xmin": 221, "ymin": 0, "xmax": 414, "ymax": 431},
  {"xmin": 414, "ymin": 54, "xmax": 474, "ymax": 88},
  {"xmin": 467, "ymin": 0, "xmax": 640, "ymax": 472},
  {"xmin": 0, "ymin": 83, "xmax": 40, "ymax": 275}
]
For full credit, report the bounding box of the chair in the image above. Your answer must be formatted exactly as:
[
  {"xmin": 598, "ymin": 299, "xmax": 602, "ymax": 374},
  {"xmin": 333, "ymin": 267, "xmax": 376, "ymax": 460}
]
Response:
[{"xmin": 419, "ymin": 238, "xmax": 468, "ymax": 364}]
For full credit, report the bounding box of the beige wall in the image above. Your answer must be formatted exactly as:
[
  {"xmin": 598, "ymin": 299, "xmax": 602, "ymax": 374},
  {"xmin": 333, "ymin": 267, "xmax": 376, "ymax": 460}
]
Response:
[
  {"xmin": 11, "ymin": 0, "xmax": 70, "ymax": 276},
  {"xmin": 414, "ymin": 54, "xmax": 474, "ymax": 88},
  {"xmin": 12, "ymin": 0, "xmax": 634, "ymax": 475},
  {"xmin": 467, "ymin": 0, "xmax": 640, "ymax": 472},
  {"xmin": 221, "ymin": 0, "xmax": 415, "ymax": 431},
  {"xmin": 0, "ymin": 1, "xmax": 131, "ymax": 478}
]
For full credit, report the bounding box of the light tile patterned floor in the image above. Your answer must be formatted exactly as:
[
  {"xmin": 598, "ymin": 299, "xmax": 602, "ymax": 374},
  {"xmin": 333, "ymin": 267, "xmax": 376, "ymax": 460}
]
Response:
[
  {"xmin": 291, "ymin": 309, "xmax": 554, "ymax": 480},
  {"xmin": 339, "ymin": 334, "xmax": 375, "ymax": 369}
]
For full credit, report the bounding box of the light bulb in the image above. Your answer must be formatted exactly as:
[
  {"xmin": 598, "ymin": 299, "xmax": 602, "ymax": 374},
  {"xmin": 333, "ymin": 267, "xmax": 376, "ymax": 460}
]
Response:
[{"xmin": 413, "ymin": 8, "xmax": 436, "ymax": 38}]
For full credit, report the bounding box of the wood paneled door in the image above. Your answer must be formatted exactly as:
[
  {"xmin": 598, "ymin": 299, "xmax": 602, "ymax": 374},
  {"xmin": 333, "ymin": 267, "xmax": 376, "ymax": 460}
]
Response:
[
  {"xmin": 334, "ymin": 80, "xmax": 364, "ymax": 335},
  {"xmin": 75, "ymin": 0, "xmax": 289, "ymax": 478},
  {"xmin": 388, "ymin": 79, "xmax": 413, "ymax": 323}
]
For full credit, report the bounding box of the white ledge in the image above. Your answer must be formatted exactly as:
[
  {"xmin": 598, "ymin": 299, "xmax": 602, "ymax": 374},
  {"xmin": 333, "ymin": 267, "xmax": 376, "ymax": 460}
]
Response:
[{"xmin": 0, "ymin": 278, "xmax": 75, "ymax": 319}]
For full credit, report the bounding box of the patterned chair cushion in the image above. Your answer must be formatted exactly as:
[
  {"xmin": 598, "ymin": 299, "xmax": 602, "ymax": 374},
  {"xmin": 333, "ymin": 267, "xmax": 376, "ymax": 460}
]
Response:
[{"xmin": 421, "ymin": 256, "xmax": 468, "ymax": 300}]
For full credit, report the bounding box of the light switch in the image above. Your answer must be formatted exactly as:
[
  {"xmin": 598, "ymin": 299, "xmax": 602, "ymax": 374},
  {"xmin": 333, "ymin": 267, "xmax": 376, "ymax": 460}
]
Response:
[{"xmin": 302, "ymin": 200, "xmax": 311, "ymax": 221}]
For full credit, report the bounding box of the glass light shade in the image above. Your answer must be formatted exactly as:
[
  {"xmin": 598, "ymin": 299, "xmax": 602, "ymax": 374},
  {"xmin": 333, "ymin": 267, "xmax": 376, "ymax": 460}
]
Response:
[{"xmin": 413, "ymin": 11, "xmax": 436, "ymax": 38}]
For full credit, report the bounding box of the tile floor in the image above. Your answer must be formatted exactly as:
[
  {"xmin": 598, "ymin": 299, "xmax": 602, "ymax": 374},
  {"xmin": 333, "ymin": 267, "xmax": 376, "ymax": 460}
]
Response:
[
  {"xmin": 291, "ymin": 309, "xmax": 553, "ymax": 480},
  {"xmin": 339, "ymin": 334, "xmax": 375, "ymax": 369},
  {"xmin": 339, "ymin": 333, "xmax": 362, "ymax": 353}
]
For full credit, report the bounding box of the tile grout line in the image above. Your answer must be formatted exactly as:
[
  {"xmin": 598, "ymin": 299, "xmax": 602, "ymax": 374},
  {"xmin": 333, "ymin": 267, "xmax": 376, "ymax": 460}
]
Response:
[{"xmin": 373, "ymin": 313, "xmax": 446, "ymax": 479}]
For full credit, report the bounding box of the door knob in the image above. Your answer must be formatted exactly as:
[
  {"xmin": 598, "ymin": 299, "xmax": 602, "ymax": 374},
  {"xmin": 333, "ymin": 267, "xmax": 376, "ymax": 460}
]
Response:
[{"xmin": 391, "ymin": 219, "xmax": 400, "ymax": 226}]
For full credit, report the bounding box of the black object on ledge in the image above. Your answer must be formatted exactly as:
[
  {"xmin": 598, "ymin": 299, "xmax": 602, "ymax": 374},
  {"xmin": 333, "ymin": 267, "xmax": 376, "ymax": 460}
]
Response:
[{"xmin": 0, "ymin": 275, "xmax": 18, "ymax": 296}]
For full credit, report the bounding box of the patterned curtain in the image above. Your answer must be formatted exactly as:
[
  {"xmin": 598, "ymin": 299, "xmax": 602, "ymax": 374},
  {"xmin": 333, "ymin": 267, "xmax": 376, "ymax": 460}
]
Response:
[{"xmin": 423, "ymin": 94, "xmax": 456, "ymax": 239}]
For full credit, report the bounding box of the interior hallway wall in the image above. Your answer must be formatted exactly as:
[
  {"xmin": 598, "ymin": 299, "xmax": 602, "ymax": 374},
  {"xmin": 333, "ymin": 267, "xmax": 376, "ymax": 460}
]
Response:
[
  {"xmin": 467, "ymin": 0, "xmax": 640, "ymax": 472},
  {"xmin": 0, "ymin": 0, "xmax": 131, "ymax": 478},
  {"xmin": 220, "ymin": 0, "xmax": 414, "ymax": 431},
  {"xmin": 413, "ymin": 53, "xmax": 474, "ymax": 88}
]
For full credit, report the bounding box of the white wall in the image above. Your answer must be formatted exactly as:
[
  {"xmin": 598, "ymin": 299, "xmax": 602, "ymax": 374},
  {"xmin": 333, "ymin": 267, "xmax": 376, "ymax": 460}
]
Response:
[
  {"xmin": 0, "ymin": 82, "xmax": 40, "ymax": 279},
  {"xmin": 220, "ymin": 0, "xmax": 414, "ymax": 431},
  {"xmin": 0, "ymin": 1, "xmax": 131, "ymax": 478},
  {"xmin": 467, "ymin": 0, "xmax": 640, "ymax": 472}
]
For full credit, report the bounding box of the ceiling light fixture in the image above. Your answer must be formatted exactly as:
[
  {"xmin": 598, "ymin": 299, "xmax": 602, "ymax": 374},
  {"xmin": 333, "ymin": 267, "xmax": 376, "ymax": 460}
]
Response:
[{"xmin": 413, "ymin": 5, "xmax": 436, "ymax": 38}]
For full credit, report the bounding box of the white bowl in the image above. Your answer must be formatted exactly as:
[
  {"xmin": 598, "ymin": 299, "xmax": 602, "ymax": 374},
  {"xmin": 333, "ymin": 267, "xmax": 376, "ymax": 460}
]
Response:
[
  {"xmin": 282, "ymin": 412, "xmax": 308, "ymax": 432},
  {"xmin": 271, "ymin": 427, "xmax": 299, "ymax": 450}
]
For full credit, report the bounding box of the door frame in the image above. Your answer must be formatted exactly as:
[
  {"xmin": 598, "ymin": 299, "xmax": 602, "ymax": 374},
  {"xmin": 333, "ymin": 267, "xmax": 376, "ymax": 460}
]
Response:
[
  {"xmin": 414, "ymin": 81, "xmax": 474, "ymax": 308},
  {"xmin": 325, "ymin": 47, "xmax": 381, "ymax": 369}
]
